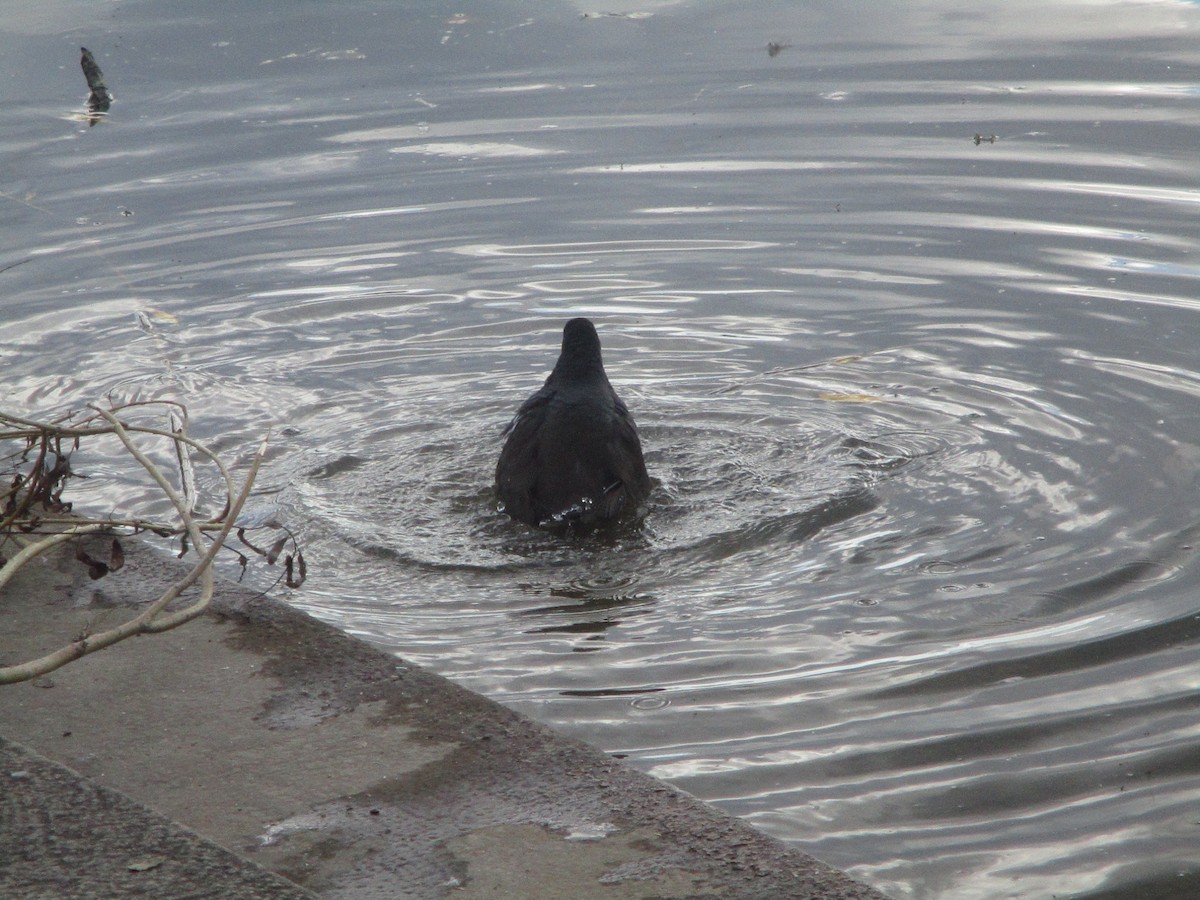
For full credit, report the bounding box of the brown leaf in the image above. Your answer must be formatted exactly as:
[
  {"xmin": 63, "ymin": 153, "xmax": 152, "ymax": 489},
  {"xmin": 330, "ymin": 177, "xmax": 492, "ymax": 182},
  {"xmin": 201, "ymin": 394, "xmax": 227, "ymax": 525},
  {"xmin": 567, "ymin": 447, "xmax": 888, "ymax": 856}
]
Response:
[
  {"xmin": 237, "ymin": 526, "xmax": 267, "ymax": 556},
  {"xmin": 288, "ymin": 549, "xmax": 307, "ymax": 592},
  {"xmin": 285, "ymin": 549, "xmax": 307, "ymax": 588},
  {"xmin": 74, "ymin": 543, "xmax": 108, "ymax": 580}
]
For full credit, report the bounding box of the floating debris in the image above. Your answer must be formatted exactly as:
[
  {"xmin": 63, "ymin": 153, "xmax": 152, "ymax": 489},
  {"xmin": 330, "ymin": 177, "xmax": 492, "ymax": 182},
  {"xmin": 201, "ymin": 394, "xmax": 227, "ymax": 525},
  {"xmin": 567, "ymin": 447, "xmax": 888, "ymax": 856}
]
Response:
[
  {"xmin": 80, "ymin": 47, "xmax": 112, "ymax": 124},
  {"xmin": 973, "ymin": 133, "xmax": 998, "ymax": 145},
  {"xmin": 767, "ymin": 42, "xmax": 792, "ymax": 58}
]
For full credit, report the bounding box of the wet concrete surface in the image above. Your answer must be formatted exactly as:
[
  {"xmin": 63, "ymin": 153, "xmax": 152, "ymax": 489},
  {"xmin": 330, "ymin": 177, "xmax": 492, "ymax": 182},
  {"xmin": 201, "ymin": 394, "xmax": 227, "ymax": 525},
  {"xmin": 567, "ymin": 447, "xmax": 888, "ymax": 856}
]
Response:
[
  {"xmin": 1, "ymin": 738, "xmax": 311, "ymax": 899},
  {"xmin": 0, "ymin": 535, "xmax": 887, "ymax": 899}
]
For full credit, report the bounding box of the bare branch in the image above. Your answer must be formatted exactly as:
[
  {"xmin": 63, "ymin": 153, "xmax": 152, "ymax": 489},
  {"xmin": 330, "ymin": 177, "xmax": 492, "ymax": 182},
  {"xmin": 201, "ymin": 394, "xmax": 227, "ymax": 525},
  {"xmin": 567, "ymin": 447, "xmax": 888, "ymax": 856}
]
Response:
[{"xmin": 0, "ymin": 404, "xmax": 290, "ymax": 684}]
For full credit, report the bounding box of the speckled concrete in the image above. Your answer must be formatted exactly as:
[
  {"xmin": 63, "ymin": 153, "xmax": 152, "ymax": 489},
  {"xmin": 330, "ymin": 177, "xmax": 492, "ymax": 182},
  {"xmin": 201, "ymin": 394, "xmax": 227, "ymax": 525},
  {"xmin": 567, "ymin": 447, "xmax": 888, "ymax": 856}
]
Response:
[{"xmin": 0, "ymin": 535, "xmax": 887, "ymax": 899}]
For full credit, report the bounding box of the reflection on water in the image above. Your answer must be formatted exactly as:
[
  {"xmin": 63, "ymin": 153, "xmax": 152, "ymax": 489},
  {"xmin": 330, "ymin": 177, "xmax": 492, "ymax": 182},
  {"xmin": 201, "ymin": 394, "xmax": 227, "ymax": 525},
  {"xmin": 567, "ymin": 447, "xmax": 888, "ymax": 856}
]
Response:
[{"xmin": 5, "ymin": 0, "xmax": 1200, "ymax": 896}]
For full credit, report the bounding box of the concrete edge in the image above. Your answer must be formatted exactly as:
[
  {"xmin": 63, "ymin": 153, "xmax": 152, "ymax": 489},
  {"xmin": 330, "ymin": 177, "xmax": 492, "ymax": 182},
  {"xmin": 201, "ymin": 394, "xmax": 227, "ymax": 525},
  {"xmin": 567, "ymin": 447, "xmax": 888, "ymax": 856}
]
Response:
[{"xmin": 0, "ymin": 535, "xmax": 888, "ymax": 899}]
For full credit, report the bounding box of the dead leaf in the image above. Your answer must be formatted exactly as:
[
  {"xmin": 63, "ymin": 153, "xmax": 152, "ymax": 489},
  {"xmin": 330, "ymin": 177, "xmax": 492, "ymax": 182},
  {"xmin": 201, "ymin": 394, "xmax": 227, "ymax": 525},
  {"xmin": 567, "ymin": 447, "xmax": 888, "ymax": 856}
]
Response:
[
  {"xmin": 286, "ymin": 549, "xmax": 307, "ymax": 588},
  {"xmin": 75, "ymin": 543, "xmax": 109, "ymax": 580}
]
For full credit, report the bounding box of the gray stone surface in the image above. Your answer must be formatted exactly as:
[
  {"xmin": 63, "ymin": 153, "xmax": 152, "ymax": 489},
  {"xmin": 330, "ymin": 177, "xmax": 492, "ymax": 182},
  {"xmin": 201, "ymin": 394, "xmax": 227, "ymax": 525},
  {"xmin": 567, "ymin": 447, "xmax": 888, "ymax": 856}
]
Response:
[
  {"xmin": 1, "ymin": 739, "xmax": 312, "ymax": 900},
  {"xmin": 0, "ymin": 535, "xmax": 887, "ymax": 899}
]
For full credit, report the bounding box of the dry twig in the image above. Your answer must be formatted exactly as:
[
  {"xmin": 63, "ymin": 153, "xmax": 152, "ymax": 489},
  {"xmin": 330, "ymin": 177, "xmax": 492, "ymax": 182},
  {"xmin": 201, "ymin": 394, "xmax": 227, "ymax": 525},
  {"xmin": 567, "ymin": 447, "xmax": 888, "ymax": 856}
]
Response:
[{"xmin": 0, "ymin": 401, "xmax": 301, "ymax": 684}]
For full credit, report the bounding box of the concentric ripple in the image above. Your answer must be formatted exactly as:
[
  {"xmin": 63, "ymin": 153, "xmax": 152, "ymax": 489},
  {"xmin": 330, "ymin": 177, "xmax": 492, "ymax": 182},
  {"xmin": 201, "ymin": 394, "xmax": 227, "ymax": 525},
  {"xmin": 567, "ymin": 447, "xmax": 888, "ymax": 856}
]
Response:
[{"xmin": 5, "ymin": 1, "xmax": 1200, "ymax": 897}]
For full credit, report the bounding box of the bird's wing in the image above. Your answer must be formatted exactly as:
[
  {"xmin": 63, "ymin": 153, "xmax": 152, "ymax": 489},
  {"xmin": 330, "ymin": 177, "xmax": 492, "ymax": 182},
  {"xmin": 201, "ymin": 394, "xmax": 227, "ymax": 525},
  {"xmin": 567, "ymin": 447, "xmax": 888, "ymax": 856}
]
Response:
[
  {"xmin": 495, "ymin": 386, "xmax": 556, "ymax": 524},
  {"xmin": 596, "ymin": 398, "xmax": 650, "ymax": 519}
]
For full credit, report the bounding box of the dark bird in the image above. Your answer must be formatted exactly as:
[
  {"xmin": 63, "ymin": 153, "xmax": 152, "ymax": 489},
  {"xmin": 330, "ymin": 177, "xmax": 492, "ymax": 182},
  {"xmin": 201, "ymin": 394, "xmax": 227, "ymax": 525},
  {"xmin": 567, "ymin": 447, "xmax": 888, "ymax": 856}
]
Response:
[
  {"xmin": 496, "ymin": 318, "xmax": 650, "ymax": 530},
  {"xmin": 79, "ymin": 48, "xmax": 112, "ymax": 122}
]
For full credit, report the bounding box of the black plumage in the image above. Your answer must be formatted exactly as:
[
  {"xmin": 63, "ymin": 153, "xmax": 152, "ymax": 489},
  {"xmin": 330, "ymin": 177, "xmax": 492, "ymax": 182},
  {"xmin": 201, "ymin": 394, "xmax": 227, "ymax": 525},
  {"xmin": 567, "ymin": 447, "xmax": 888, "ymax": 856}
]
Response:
[{"xmin": 496, "ymin": 318, "xmax": 650, "ymax": 530}]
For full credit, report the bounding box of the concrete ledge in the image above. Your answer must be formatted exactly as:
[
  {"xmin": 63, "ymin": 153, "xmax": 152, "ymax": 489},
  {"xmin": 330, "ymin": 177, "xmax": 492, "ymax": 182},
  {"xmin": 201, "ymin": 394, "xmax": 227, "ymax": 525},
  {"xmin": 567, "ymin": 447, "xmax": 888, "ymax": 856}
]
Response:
[
  {"xmin": 1, "ymin": 738, "xmax": 311, "ymax": 899},
  {"xmin": 0, "ymin": 536, "xmax": 885, "ymax": 899}
]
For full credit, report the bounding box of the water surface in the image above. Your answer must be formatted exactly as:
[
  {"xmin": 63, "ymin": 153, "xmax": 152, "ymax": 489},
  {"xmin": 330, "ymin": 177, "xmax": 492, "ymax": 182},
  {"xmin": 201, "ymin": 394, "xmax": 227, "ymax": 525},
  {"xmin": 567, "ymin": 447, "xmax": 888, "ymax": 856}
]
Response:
[{"xmin": 5, "ymin": 1, "xmax": 1200, "ymax": 897}]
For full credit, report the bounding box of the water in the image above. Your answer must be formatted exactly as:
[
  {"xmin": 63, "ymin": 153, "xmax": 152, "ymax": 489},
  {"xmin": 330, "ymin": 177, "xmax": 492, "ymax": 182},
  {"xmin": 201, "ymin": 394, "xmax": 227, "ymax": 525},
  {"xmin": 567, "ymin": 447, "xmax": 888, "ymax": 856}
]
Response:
[{"xmin": 5, "ymin": 1, "xmax": 1200, "ymax": 896}]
